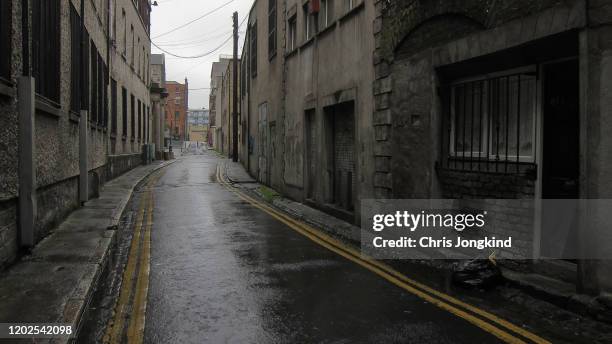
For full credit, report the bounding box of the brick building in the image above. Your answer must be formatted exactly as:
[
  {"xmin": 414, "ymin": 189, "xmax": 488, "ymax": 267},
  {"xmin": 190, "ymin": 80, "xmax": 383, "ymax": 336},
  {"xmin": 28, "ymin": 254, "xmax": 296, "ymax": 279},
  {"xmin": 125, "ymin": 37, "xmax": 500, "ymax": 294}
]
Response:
[
  {"xmin": 165, "ymin": 79, "xmax": 188, "ymax": 142},
  {"xmin": 0, "ymin": 0, "xmax": 153, "ymax": 270}
]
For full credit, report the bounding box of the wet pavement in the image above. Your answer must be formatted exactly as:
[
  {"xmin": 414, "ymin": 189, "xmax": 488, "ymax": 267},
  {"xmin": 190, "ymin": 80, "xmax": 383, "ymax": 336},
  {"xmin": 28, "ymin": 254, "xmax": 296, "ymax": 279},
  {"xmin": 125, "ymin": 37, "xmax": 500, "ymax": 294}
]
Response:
[{"xmin": 143, "ymin": 152, "xmax": 502, "ymax": 343}]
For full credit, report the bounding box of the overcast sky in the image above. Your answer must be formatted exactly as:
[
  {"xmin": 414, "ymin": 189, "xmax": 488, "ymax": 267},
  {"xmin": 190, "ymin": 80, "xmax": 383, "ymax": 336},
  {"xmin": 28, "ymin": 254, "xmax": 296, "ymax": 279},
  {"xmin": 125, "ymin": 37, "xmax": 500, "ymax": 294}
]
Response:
[{"xmin": 151, "ymin": 0, "xmax": 254, "ymax": 109}]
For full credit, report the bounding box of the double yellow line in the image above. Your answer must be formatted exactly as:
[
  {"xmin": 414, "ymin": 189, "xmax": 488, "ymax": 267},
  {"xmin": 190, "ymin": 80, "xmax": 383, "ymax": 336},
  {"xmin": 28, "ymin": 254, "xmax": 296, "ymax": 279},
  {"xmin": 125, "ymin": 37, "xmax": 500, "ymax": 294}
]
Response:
[
  {"xmin": 105, "ymin": 172, "xmax": 161, "ymax": 344},
  {"xmin": 216, "ymin": 164, "xmax": 551, "ymax": 344}
]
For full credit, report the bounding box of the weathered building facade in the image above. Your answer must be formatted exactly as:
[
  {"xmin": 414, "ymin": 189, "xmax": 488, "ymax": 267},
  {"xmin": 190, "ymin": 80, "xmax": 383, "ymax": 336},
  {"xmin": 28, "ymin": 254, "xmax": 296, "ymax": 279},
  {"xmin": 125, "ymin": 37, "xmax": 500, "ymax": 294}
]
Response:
[
  {"xmin": 165, "ymin": 79, "xmax": 188, "ymax": 142},
  {"xmin": 0, "ymin": 0, "xmax": 152, "ymax": 270},
  {"xmin": 375, "ymin": 0, "xmax": 612, "ymax": 294},
  {"xmin": 209, "ymin": 57, "xmax": 230, "ymax": 152},
  {"xmin": 241, "ymin": 0, "xmax": 376, "ymax": 222},
  {"xmin": 150, "ymin": 53, "xmax": 168, "ymax": 158},
  {"xmin": 219, "ymin": 59, "xmax": 240, "ymax": 157}
]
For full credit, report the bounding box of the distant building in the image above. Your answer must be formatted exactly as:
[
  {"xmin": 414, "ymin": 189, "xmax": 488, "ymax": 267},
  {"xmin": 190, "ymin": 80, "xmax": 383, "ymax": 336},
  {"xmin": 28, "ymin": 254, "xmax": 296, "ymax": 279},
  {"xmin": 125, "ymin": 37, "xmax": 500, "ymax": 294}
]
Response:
[
  {"xmin": 187, "ymin": 108, "xmax": 209, "ymax": 143},
  {"xmin": 209, "ymin": 57, "xmax": 231, "ymax": 152},
  {"xmin": 219, "ymin": 59, "xmax": 241, "ymax": 157},
  {"xmin": 165, "ymin": 79, "xmax": 188, "ymax": 142},
  {"xmin": 150, "ymin": 54, "xmax": 168, "ymax": 158}
]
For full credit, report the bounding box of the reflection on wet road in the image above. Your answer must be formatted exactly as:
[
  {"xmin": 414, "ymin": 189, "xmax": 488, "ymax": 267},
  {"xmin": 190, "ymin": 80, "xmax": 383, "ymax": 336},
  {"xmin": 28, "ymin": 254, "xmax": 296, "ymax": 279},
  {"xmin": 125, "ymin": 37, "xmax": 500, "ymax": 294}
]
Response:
[{"xmin": 144, "ymin": 153, "xmax": 501, "ymax": 343}]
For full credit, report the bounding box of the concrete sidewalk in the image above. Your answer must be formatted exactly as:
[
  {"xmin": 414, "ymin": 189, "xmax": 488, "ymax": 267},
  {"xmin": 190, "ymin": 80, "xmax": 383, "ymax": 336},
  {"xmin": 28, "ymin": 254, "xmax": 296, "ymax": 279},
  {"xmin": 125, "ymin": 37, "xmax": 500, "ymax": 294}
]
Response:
[
  {"xmin": 221, "ymin": 160, "xmax": 612, "ymax": 328},
  {"xmin": 0, "ymin": 160, "xmax": 174, "ymax": 343}
]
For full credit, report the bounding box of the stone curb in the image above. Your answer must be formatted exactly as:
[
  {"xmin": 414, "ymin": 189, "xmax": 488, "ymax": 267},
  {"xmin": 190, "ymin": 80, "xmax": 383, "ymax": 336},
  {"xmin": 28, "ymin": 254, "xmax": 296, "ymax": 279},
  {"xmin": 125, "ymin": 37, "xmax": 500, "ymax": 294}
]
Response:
[
  {"xmin": 0, "ymin": 160, "xmax": 176, "ymax": 344},
  {"xmin": 220, "ymin": 162, "xmax": 612, "ymax": 326},
  {"xmin": 66, "ymin": 159, "xmax": 177, "ymax": 341}
]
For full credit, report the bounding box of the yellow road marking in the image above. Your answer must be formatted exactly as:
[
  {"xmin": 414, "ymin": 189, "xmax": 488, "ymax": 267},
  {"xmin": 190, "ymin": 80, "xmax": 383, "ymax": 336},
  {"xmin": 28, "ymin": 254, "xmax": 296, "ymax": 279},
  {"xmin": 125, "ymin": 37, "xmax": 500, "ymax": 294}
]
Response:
[
  {"xmin": 105, "ymin": 172, "xmax": 161, "ymax": 344},
  {"xmin": 105, "ymin": 191, "xmax": 148, "ymax": 344},
  {"xmin": 127, "ymin": 190, "xmax": 153, "ymax": 343},
  {"xmin": 216, "ymin": 164, "xmax": 550, "ymax": 344}
]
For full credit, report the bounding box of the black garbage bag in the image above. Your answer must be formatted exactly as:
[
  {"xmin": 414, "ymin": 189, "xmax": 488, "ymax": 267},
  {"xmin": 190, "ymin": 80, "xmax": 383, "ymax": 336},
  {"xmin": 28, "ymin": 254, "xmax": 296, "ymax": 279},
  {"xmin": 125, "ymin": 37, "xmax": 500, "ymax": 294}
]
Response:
[{"xmin": 452, "ymin": 259, "xmax": 502, "ymax": 289}]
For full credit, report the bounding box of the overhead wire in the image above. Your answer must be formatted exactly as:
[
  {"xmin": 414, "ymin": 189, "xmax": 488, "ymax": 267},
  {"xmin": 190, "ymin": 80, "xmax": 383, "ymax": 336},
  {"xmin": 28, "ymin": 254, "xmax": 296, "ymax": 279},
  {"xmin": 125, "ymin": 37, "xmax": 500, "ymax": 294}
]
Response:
[{"xmin": 152, "ymin": 0, "xmax": 236, "ymax": 39}]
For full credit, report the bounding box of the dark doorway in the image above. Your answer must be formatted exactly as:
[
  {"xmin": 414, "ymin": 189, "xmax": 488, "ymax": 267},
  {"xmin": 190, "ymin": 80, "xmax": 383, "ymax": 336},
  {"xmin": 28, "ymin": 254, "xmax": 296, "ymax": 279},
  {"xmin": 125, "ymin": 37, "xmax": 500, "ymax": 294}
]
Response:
[
  {"xmin": 305, "ymin": 109, "xmax": 316, "ymax": 200},
  {"xmin": 325, "ymin": 102, "xmax": 356, "ymax": 212},
  {"xmin": 541, "ymin": 59, "xmax": 579, "ymax": 258}
]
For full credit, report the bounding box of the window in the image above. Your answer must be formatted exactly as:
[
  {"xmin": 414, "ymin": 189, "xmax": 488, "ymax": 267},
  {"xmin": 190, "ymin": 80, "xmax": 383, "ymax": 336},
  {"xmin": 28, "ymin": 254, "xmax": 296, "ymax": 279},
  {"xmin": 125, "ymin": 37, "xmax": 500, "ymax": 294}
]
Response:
[
  {"xmin": 111, "ymin": 79, "xmax": 117, "ymax": 134},
  {"xmin": 137, "ymin": 37, "xmax": 141, "ymax": 75},
  {"xmin": 268, "ymin": 0, "xmax": 277, "ymax": 59},
  {"xmin": 32, "ymin": 0, "xmax": 61, "ymax": 103},
  {"xmin": 70, "ymin": 4, "xmax": 81, "ymax": 113},
  {"xmin": 131, "ymin": 94, "xmax": 135, "ymax": 138},
  {"xmin": 321, "ymin": 0, "xmax": 333, "ymax": 27},
  {"xmin": 122, "ymin": 10, "xmax": 127, "ymax": 56},
  {"xmin": 303, "ymin": 4, "xmax": 316, "ymax": 41},
  {"xmin": 250, "ymin": 23, "xmax": 257, "ymax": 77},
  {"xmin": 138, "ymin": 100, "xmax": 142, "ymax": 140},
  {"xmin": 288, "ymin": 15, "xmax": 297, "ymax": 51},
  {"xmin": 0, "ymin": 1, "xmax": 11, "ymax": 81},
  {"xmin": 122, "ymin": 87, "xmax": 128, "ymax": 137},
  {"xmin": 130, "ymin": 25, "xmax": 135, "ymax": 66},
  {"xmin": 90, "ymin": 42, "xmax": 98, "ymax": 123},
  {"xmin": 110, "ymin": 0, "xmax": 116, "ymax": 42},
  {"xmin": 346, "ymin": 0, "xmax": 354, "ymax": 11},
  {"xmin": 98, "ymin": 53, "xmax": 106, "ymax": 127},
  {"xmin": 449, "ymin": 69, "xmax": 537, "ymax": 169}
]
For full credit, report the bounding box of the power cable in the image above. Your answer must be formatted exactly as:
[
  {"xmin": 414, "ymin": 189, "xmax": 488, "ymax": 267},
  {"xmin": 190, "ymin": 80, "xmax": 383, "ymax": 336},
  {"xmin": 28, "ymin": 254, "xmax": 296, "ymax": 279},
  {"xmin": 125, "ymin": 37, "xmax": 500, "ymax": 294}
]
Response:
[{"xmin": 153, "ymin": 0, "xmax": 236, "ymax": 39}]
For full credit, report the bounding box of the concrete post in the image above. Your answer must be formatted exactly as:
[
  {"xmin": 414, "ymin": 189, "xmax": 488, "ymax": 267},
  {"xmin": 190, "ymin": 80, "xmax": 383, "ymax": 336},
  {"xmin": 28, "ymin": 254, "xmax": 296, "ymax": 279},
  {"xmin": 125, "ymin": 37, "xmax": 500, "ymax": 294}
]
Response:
[
  {"xmin": 18, "ymin": 76, "xmax": 36, "ymax": 248},
  {"xmin": 80, "ymin": 110, "xmax": 89, "ymax": 203}
]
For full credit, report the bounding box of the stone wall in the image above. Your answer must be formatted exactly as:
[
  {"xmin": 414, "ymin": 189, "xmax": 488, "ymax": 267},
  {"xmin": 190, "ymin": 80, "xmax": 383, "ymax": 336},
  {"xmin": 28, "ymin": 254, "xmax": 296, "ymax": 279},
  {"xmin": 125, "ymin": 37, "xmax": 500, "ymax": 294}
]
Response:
[{"xmin": 0, "ymin": 0, "xmax": 151, "ymax": 270}]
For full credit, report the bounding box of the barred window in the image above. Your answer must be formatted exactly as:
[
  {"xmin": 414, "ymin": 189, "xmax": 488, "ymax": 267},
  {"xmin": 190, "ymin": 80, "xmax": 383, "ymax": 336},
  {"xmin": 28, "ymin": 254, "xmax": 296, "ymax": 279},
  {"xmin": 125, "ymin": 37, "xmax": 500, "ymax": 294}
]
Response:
[
  {"xmin": 131, "ymin": 94, "xmax": 135, "ymax": 138},
  {"xmin": 32, "ymin": 0, "xmax": 61, "ymax": 103},
  {"xmin": 70, "ymin": 4, "xmax": 80, "ymax": 113},
  {"xmin": 0, "ymin": 1, "xmax": 11, "ymax": 81},
  {"xmin": 448, "ymin": 68, "xmax": 537, "ymax": 172},
  {"xmin": 90, "ymin": 42, "xmax": 98, "ymax": 122},
  {"xmin": 268, "ymin": 0, "xmax": 277, "ymax": 59},
  {"xmin": 111, "ymin": 79, "xmax": 118, "ymax": 134},
  {"xmin": 250, "ymin": 23, "xmax": 257, "ymax": 78},
  {"xmin": 122, "ymin": 87, "xmax": 128, "ymax": 137}
]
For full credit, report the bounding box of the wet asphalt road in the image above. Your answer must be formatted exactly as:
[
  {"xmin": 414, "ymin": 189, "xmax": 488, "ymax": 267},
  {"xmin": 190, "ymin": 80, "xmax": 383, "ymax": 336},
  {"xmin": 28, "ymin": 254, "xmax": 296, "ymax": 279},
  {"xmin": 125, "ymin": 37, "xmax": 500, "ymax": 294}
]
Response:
[{"xmin": 144, "ymin": 153, "xmax": 501, "ymax": 343}]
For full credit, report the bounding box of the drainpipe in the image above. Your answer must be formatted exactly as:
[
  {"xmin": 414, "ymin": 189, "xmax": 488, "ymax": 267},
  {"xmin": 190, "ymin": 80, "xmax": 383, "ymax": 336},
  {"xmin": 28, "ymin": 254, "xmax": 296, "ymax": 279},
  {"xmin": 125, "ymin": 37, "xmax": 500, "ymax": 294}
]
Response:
[{"xmin": 18, "ymin": 0, "xmax": 36, "ymax": 248}]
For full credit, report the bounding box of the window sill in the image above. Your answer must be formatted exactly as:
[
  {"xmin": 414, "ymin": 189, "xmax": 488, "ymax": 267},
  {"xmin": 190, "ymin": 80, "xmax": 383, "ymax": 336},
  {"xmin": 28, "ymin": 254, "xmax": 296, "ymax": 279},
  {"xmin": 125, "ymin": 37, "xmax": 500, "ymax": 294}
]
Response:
[
  {"xmin": 299, "ymin": 37, "xmax": 315, "ymax": 50},
  {"xmin": 0, "ymin": 78, "xmax": 14, "ymax": 98},
  {"xmin": 285, "ymin": 48, "xmax": 298, "ymax": 59},
  {"xmin": 35, "ymin": 95, "xmax": 61, "ymax": 118},
  {"xmin": 269, "ymin": 51, "xmax": 277, "ymax": 62},
  {"xmin": 339, "ymin": 2, "xmax": 365, "ymax": 24},
  {"xmin": 318, "ymin": 21, "xmax": 336, "ymax": 38},
  {"xmin": 69, "ymin": 111, "xmax": 80, "ymax": 124}
]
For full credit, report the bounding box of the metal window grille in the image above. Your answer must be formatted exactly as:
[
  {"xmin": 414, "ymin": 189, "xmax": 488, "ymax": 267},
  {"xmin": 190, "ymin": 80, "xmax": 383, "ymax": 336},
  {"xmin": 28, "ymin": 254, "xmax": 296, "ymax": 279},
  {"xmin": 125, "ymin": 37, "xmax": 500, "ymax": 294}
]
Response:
[
  {"xmin": 0, "ymin": 1, "xmax": 11, "ymax": 81},
  {"xmin": 82, "ymin": 30, "xmax": 90, "ymax": 111},
  {"xmin": 122, "ymin": 87, "xmax": 128, "ymax": 136},
  {"xmin": 268, "ymin": 0, "xmax": 277, "ymax": 59},
  {"xmin": 131, "ymin": 94, "xmax": 135, "ymax": 138},
  {"xmin": 250, "ymin": 23, "xmax": 257, "ymax": 78},
  {"xmin": 97, "ymin": 53, "xmax": 104, "ymax": 126},
  {"xmin": 138, "ymin": 100, "xmax": 142, "ymax": 140},
  {"xmin": 70, "ymin": 4, "xmax": 80, "ymax": 113},
  {"xmin": 111, "ymin": 79, "xmax": 117, "ymax": 134},
  {"xmin": 90, "ymin": 42, "xmax": 98, "ymax": 122},
  {"xmin": 443, "ymin": 69, "xmax": 537, "ymax": 174},
  {"xmin": 32, "ymin": 0, "xmax": 60, "ymax": 103}
]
